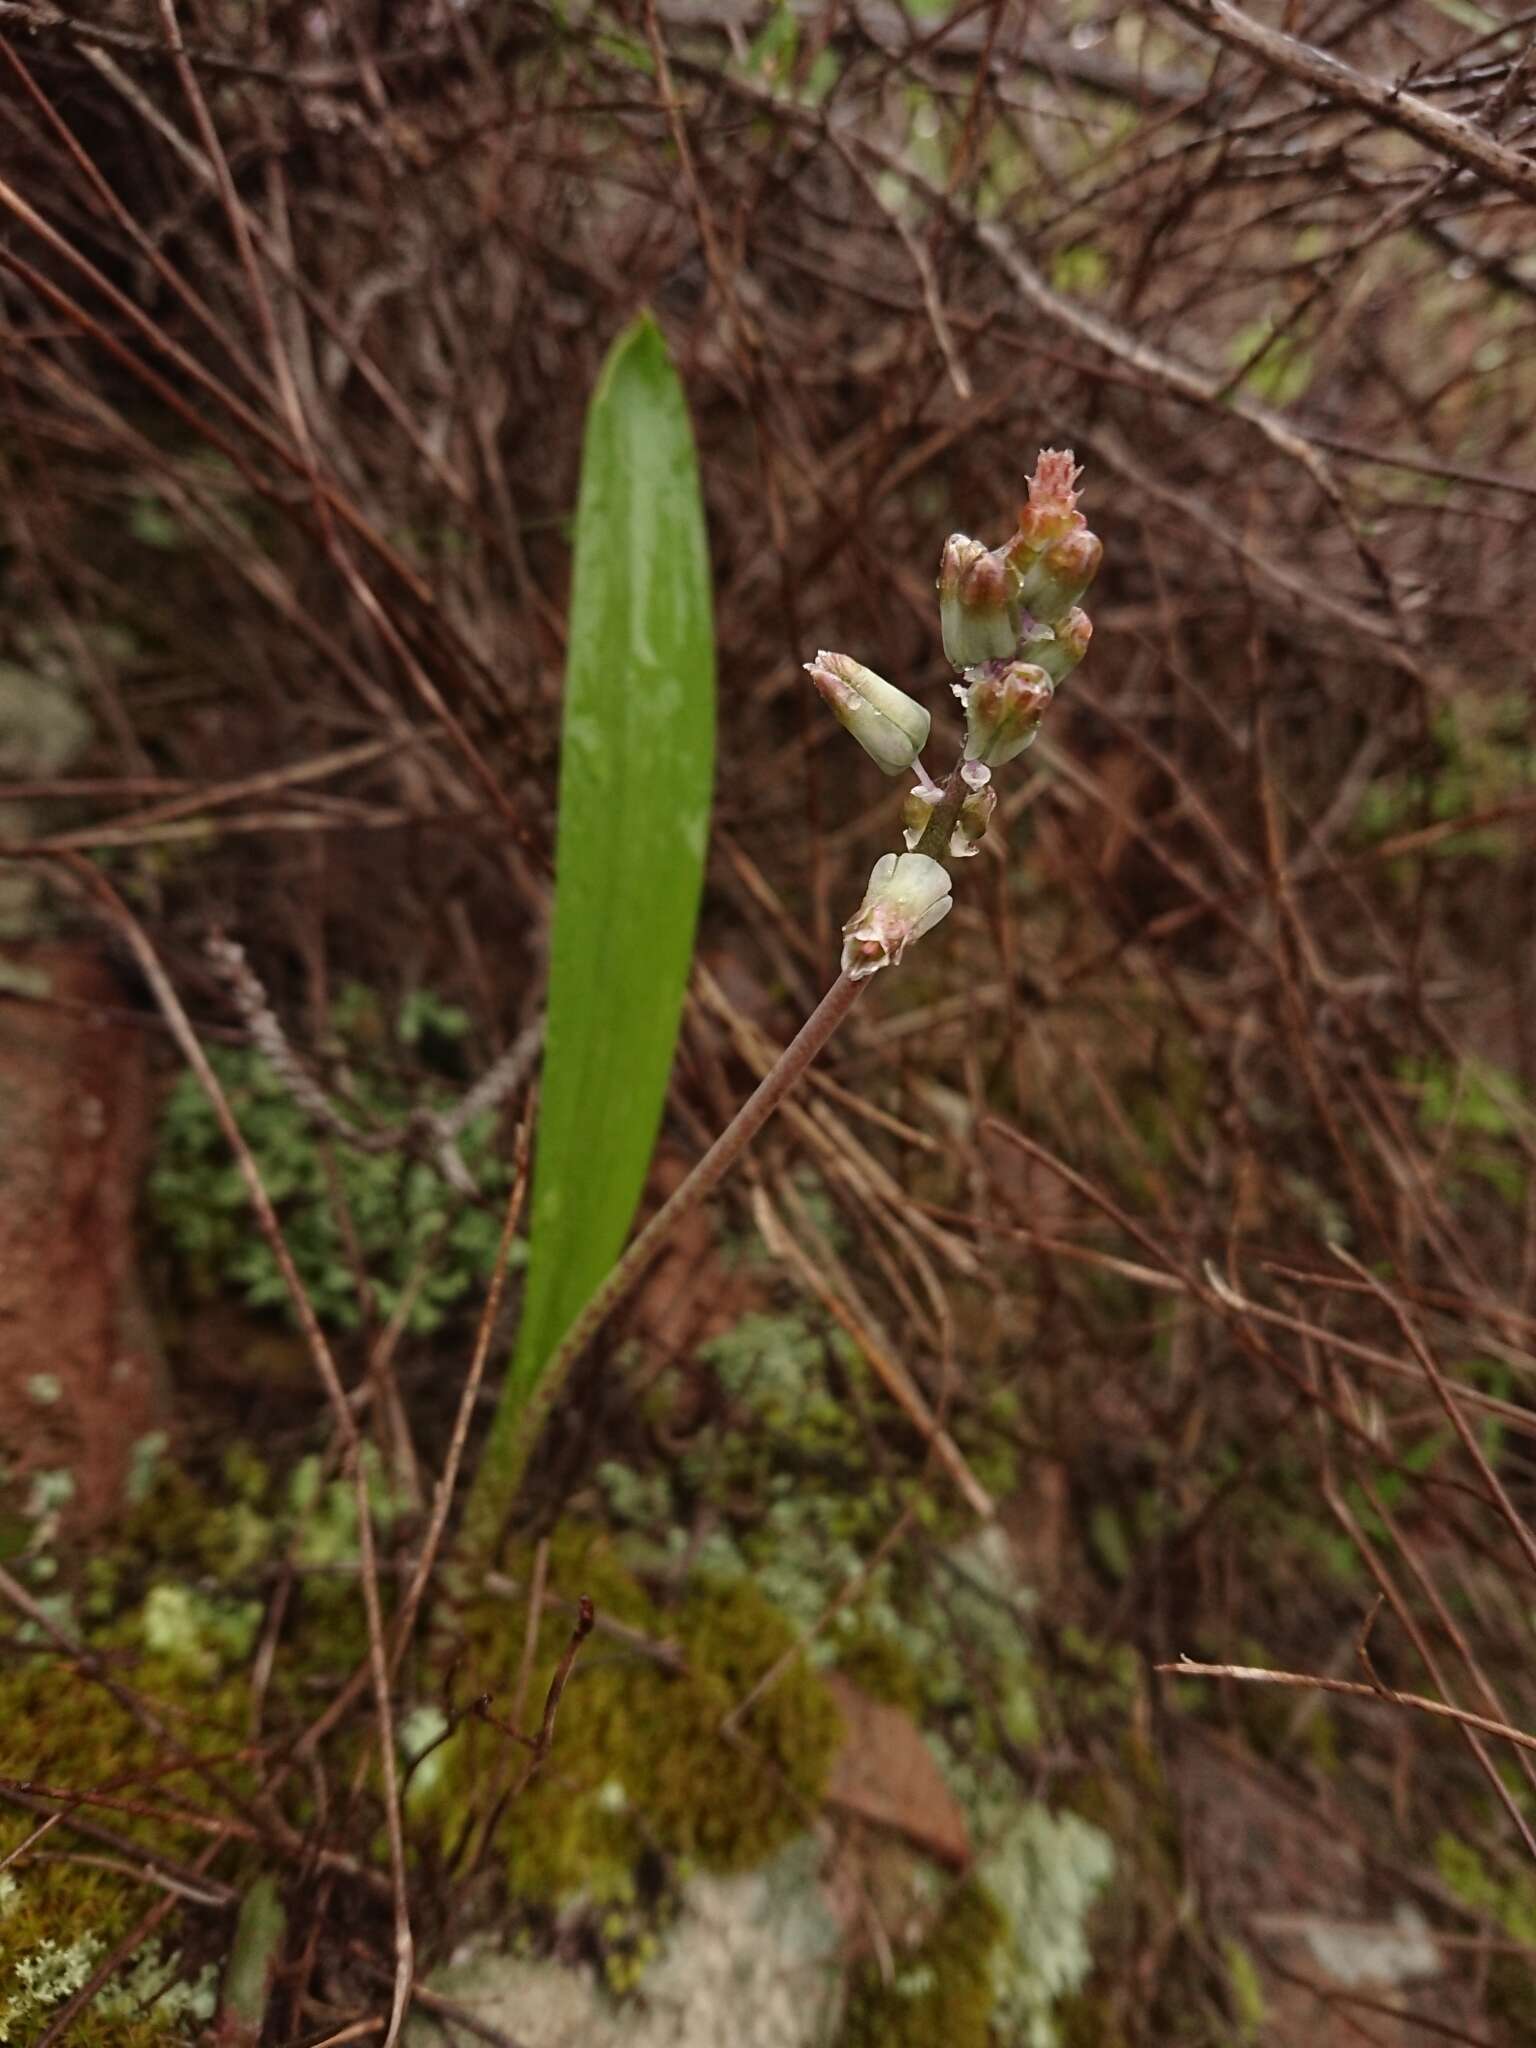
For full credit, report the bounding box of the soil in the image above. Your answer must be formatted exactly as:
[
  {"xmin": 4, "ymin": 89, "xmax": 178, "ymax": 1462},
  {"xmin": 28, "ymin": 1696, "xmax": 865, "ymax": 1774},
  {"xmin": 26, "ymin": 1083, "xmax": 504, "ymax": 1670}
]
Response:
[{"xmin": 0, "ymin": 941, "xmax": 165, "ymax": 1530}]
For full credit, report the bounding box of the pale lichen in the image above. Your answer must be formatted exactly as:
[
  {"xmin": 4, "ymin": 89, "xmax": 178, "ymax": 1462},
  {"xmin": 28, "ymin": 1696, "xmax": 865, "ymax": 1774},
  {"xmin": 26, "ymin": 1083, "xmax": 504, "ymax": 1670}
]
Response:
[{"xmin": 980, "ymin": 1806, "xmax": 1115, "ymax": 2047}]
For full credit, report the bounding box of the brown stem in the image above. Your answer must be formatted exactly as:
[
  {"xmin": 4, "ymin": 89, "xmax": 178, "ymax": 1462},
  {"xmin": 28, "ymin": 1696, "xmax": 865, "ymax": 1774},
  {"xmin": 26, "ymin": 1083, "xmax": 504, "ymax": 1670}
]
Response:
[
  {"xmin": 912, "ymin": 757, "xmax": 969, "ymax": 861},
  {"xmin": 463, "ymin": 968, "xmax": 868, "ymax": 1555}
]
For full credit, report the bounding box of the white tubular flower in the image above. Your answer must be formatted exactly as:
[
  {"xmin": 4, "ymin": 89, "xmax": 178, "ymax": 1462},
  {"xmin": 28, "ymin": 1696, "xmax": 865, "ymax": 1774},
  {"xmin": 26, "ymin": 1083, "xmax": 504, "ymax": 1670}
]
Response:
[
  {"xmin": 840, "ymin": 852, "xmax": 953, "ymax": 980},
  {"xmin": 804, "ymin": 651, "xmax": 931, "ymax": 776}
]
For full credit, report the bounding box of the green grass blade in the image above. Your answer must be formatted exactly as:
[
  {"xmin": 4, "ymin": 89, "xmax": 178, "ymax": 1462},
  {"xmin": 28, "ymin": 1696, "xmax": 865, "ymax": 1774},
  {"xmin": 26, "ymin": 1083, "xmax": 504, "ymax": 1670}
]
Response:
[{"xmin": 474, "ymin": 313, "xmax": 714, "ymax": 1521}]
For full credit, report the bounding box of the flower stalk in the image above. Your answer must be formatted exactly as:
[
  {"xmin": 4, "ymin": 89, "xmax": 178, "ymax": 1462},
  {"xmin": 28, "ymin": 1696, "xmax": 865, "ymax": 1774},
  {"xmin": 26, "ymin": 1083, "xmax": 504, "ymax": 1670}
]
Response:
[{"xmin": 465, "ymin": 969, "xmax": 867, "ymax": 1556}]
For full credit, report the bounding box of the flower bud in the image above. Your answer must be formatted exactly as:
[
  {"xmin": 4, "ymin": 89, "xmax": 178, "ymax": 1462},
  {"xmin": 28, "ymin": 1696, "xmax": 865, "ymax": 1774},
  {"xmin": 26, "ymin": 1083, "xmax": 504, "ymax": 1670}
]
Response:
[
  {"xmin": 949, "ymin": 779, "xmax": 997, "ymax": 859},
  {"xmin": 938, "ymin": 534, "xmax": 1018, "ymax": 670},
  {"xmin": 804, "ymin": 651, "xmax": 930, "ymax": 776},
  {"xmin": 1015, "ymin": 448, "xmax": 1085, "ymax": 553},
  {"xmin": 963, "ymin": 659, "xmax": 1053, "ymax": 767},
  {"xmin": 1012, "ymin": 529, "xmax": 1102, "ymax": 626},
  {"xmin": 840, "ymin": 851, "xmax": 953, "ymax": 980},
  {"xmin": 901, "ymin": 784, "xmax": 935, "ymax": 852},
  {"xmin": 1028, "ymin": 607, "xmax": 1093, "ymax": 688}
]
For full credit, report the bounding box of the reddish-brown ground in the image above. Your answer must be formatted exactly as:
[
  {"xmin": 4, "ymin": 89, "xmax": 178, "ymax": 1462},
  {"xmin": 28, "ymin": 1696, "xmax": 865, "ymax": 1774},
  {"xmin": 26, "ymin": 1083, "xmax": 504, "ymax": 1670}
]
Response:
[{"xmin": 0, "ymin": 942, "xmax": 164, "ymax": 1530}]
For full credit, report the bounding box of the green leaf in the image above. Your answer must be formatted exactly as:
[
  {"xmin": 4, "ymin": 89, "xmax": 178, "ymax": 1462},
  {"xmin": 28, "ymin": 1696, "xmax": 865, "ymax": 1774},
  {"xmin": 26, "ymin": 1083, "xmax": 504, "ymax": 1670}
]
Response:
[{"xmin": 506, "ymin": 314, "xmax": 715, "ymax": 1412}]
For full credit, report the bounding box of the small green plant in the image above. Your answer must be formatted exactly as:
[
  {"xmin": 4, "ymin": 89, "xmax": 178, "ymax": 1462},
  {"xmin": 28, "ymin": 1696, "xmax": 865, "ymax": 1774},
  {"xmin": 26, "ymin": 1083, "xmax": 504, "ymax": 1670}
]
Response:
[
  {"xmin": 1223, "ymin": 1939, "xmax": 1267, "ymax": 2040},
  {"xmin": 1226, "ymin": 314, "xmax": 1315, "ymax": 407},
  {"xmin": 1434, "ymin": 1831, "xmax": 1536, "ymax": 1944},
  {"xmin": 1400, "ymin": 1049, "xmax": 1532, "ymax": 1210},
  {"xmin": 149, "ymin": 983, "xmax": 518, "ymax": 1333},
  {"xmin": 1354, "ymin": 696, "xmax": 1536, "ymax": 859}
]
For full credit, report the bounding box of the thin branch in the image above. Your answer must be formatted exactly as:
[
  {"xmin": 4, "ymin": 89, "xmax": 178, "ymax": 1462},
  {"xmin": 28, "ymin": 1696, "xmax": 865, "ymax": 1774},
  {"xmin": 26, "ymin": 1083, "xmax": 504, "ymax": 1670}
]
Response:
[
  {"xmin": 1163, "ymin": 0, "xmax": 1536, "ymax": 206},
  {"xmin": 390, "ymin": 1116, "xmax": 535, "ymax": 1676},
  {"xmin": 1160, "ymin": 1657, "xmax": 1536, "ymax": 1758},
  {"xmin": 1332, "ymin": 1247, "xmax": 1536, "ymax": 1582}
]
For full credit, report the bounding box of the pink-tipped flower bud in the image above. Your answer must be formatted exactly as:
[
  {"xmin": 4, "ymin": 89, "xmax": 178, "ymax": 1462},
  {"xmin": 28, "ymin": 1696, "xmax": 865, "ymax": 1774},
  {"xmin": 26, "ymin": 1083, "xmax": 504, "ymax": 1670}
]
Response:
[
  {"xmin": 804, "ymin": 651, "xmax": 930, "ymax": 776},
  {"xmin": 938, "ymin": 533, "xmax": 1019, "ymax": 671},
  {"xmin": 949, "ymin": 779, "xmax": 997, "ymax": 860},
  {"xmin": 1028, "ymin": 607, "xmax": 1093, "ymax": 687},
  {"xmin": 1015, "ymin": 447, "xmax": 1085, "ymax": 552},
  {"xmin": 840, "ymin": 851, "xmax": 953, "ymax": 980},
  {"xmin": 1013, "ymin": 529, "xmax": 1102, "ymax": 627},
  {"xmin": 963, "ymin": 659, "xmax": 1053, "ymax": 767}
]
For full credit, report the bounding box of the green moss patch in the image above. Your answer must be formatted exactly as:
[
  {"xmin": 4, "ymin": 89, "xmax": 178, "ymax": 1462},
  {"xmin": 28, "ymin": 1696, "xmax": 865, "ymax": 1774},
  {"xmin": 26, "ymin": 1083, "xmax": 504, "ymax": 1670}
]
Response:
[
  {"xmin": 0, "ymin": 1653, "xmax": 241, "ymax": 2041},
  {"xmin": 837, "ymin": 1881, "xmax": 1005, "ymax": 2048},
  {"xmin": 415, "ymin": 1525, "xmax": 842, "ymax": 1906}
]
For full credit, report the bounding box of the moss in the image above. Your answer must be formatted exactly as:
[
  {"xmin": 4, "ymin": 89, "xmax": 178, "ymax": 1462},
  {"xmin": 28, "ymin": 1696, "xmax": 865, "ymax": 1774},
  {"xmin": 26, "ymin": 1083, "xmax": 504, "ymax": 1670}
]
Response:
[
  {"xmin": 121, "ymin": 1463, "xmax": 216, "ymax": 1573},
  {"xmin": 837, "ymin": 1881, "xmax": 1005, "ymax": 2048},
  {"xmin": 832, "ymin": 1628, "xmax": 924, "ymax": 1714},
  {"xmin": 418, "ymin": 1525, "xmax": 843, "ymax": 1907},
  {"xmin": 0, "ymin": 1649, "xmax": 244, "ymax": 1824},
  {"xmin": 113, "ymin": 1448, "xmax": 383, "ymax": 1685},
  {"xmin": 0, "ymin": 1887, "xmax": 216, "ymax": 2046},
  {"xmin": 1055, "ymin": 1990, "xmax": 1130, "ymax": 2048},
  {"xmin": 0, "ymin": 1442, "xmax": 407, "ymax": 2038},
  {"xmin": 0, "ymin": 1653, "xmax": 239, "ymax": 2041},
  {"xmin": 0, "ymin": 1444, "xmax": 318, "ymax": 2042}
]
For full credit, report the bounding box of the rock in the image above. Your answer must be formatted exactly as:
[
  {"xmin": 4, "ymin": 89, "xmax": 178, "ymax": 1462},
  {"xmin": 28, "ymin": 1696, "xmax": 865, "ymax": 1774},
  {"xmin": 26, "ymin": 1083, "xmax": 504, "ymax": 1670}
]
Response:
[
  {"xmin": 1175, "ymin": 1731, "xmax": 1486, "ymax": 2046},
  {"xmin": 407, "ymin": 1839, "xmax": 844, "ymax": 2048},
  {"xmin": 1250, "ymin": 1902, "xmax": 1441, "ymax": 1990}
]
